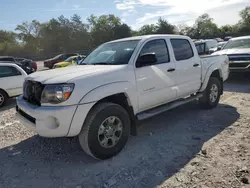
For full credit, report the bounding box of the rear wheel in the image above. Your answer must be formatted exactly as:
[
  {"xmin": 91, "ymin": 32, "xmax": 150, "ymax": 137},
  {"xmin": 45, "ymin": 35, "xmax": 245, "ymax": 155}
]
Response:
[
  {"xmin": 78, "ymin": 102, "xmax": 131, "ymax": 160},
  {"xmin": 0, "ymin": 90, "xmax": 8, "ymax": 108},
  {"xmin": 199, "ymin": 77, "xmax": 221, "ymax": 109}
]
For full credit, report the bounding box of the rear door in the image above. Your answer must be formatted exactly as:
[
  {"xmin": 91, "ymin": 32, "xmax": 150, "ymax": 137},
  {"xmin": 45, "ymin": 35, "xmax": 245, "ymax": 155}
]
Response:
[
  {"xmin": 135, "ymin": 39, "xmax": 177, "ymax": 112},
  {"xmin": 170, "ymin": 38, "xmax": 201, "ymax": 98},
  {"xmin": 0, "ymin": 65, "xmax": 25, "ymax": 96}
]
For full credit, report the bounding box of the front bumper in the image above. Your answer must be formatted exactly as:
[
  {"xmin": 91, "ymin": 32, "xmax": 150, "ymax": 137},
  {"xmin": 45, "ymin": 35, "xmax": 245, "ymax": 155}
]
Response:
[{"xmin": 16, "ymin": 96, "xmax": 95, "ymax": 137}]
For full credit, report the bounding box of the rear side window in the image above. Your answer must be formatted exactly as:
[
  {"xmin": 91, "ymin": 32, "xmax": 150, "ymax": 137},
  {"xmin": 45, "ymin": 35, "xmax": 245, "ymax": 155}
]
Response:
[
  {"xmin": 0, "ymin": 66, "xmax": 22, "ymax": 78},
  {"xmin": 139, "ymin": 39, "xmax": 170, "ymax": 64},
  {"xmin": 170, "ymin": 39, "xmax": 194, "ymax": 61}
]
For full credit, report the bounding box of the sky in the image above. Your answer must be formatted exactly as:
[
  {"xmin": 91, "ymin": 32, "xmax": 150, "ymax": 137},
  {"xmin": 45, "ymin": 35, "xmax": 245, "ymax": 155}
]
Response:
[{"xmin": 0, "ymin": 0, "xmax": 249, "ymax": 31}]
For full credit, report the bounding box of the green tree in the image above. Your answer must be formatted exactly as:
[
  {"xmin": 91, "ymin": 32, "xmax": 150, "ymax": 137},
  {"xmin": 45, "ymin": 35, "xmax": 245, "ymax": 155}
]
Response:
[
  {"xmin": 155, "ymin": 18, "xmax": 176, "ymax": 34},
  {"xmin": 88, "ymin": 14, "xmax": 131, "ymax": 47},
  {"xmin": 0, "ymin": 30, "xmax": 17, "ymax": 43},
  {"xmin": 238, "ymin": 6, "xmax": 250, "ymax": 34},
  {"xmin": 194, "ymin": 13, "xmax": 219, "ymax": 38},
  {"xmin": 138, "ymin": 24, "xmax": 156, "ymax": 35}
]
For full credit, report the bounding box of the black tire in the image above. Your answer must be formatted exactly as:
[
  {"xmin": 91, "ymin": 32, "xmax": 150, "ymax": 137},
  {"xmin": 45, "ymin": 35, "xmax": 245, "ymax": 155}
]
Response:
[
  {"xmin": 199, "ymin": 77, "xmax": 221, "ymax": 109},
  {"xmin": 78, "ymin": 102, "xmax": 131, "ymax": 160},
  {"xmin": 0, "ymin": 90, "xmax": 8, "ymax": 108}
]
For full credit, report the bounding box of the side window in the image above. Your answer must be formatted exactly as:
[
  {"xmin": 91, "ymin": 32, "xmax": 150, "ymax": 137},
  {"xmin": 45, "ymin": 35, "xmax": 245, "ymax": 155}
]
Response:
[
  {"xmin": 170, "ymin": 39, "xmax": 194, "ymax": 61},
  {"xmin": 0, "ymin": 66, "xmax": 22, "ymax": 78},
  {"xmin": 139, "ymin": 39, "xmax": 170, "ymax": 64}
]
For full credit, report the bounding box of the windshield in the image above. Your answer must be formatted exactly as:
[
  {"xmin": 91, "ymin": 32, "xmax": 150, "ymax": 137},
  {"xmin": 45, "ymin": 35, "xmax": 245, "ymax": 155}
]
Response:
[
  {"xmin": 64, "ymin": 56, "xmax": 76, "ymax": 62},
  {"xmin": 81, "ymin": 40, "xmax": 140, "ymax": 65},
  {"xmin": 53, "ymin": 54, "xmax": 63, "ymax": 59},
  {"xmin": 223, "ymin": 39, "xmax": 250, "ymax": 49}
]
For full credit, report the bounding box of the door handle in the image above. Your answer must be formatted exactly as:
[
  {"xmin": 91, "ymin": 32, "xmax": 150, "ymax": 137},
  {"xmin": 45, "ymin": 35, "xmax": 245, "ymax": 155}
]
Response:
[
  {"xmin": 193, "ymin": 64, "xmax": 199, "ymax": 67},
  {"xmin": 167, "ymin": 68, "xmax": 175, "ymax": 72}
]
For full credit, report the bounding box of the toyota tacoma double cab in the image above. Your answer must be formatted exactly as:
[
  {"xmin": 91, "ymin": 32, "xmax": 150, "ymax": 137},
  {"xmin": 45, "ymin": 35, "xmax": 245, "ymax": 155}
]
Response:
[{"xmin": 16, "ymin": 35, "xmax": 229, "ymax": 160}]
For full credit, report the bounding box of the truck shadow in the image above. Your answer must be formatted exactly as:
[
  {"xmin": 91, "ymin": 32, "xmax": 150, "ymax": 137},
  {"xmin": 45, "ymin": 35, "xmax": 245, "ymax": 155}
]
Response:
[
  {"xmin": 0, "ymin": 102, "xmax": 239, "ymax": 188},
  {"xmin": 225, "ymin": 73, "xmax": 250, "ymax": 93}
]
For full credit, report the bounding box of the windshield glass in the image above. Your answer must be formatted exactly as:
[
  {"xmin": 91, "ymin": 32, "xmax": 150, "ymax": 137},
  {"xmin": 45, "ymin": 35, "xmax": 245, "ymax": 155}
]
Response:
[
  {"xmin": 223, "ymin": 39, "xmax": 250, "ymax": 49},
  {"xmin": 53, "ymin": 54, "xmax": 63, "ymax": 59},
  {"xmin": 64, "ymin": 56, "xmax": 76, "ymax": 62},
  {"xmin": 81, "ymin": 40, "xmax": 140, "ymax": 65}
]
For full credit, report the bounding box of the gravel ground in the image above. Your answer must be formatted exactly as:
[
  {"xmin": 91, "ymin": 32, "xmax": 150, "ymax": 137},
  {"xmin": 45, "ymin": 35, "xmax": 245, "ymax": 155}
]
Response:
[{"xmin": 0, "ymin": 75, "xmax": 250, "ymax": 188}]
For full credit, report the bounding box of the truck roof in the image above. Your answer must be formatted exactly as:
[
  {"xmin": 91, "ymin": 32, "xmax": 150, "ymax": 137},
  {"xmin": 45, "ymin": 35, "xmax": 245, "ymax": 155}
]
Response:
[
  {"xmin": 107, "ymin": 34, "xmax": 191, "ymax": 43},
  {"xmin": 231, "ymin": 36, "xmax": 250, "ymax": 40}
]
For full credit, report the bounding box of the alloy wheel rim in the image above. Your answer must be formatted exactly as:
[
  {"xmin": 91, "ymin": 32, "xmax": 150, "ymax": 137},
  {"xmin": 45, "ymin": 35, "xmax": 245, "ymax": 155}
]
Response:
[
  {"xmin": 210, "ymin": 84, "xmax": 218, "ymax": 103},
  {"xmin": 0, "ymin": 93, "xmax": 4, "ymax": 105},
  {"xmin": 98, "ymin": 116, "xmax": 123, "ymax": 148}
]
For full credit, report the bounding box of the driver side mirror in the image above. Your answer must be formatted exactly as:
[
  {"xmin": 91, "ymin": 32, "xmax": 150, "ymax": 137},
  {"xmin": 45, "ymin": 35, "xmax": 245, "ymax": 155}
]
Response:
[{"xmin": 136, "ymin": 53, "xmax": 157, "ymax": 68}]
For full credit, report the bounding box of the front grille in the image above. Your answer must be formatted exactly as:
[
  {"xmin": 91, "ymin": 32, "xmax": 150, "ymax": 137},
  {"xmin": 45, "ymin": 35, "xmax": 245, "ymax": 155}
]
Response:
[
  {"xmin": 228, "ymin": 54, "xmax": 250, "ymax": 61},
  {"xmin": 229, "ymin": 63, "xmax": 250, "ymax": 68},
  {"xmin": 23, "ymin": 80, "xmax": 45, "ymax": 106}
]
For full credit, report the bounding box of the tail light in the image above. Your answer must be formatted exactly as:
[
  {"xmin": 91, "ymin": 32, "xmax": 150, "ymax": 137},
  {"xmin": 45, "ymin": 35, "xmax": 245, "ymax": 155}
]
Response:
[{"xmin": 34, "ymin": 62, "xmax": 38, "ymax": 70}]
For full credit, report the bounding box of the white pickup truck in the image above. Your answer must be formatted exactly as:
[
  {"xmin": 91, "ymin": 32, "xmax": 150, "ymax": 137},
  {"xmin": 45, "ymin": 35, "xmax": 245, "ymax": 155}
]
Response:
[{"xmin": 16, "ymin": 35, "xmax": 229, "ymax": 160}]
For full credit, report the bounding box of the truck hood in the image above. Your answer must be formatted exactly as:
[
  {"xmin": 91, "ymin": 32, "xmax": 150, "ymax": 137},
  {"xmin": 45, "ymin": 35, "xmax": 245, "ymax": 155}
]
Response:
[
  {"xmin": 212, "ymin": 48, "xmax": 250, "ymax": 55},
  {"xmin": 26, "ymin": 65, "xmax": 124, "ymax": 84}
]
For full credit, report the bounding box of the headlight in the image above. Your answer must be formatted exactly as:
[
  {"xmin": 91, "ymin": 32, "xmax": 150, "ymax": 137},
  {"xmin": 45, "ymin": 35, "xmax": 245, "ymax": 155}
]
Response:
[{"xmin": 41, "ymin": 84, "xmax": 74, "ymax": 104}]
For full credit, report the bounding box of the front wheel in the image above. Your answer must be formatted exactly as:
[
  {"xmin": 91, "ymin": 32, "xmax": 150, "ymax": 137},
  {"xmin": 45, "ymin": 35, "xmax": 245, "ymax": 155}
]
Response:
[
  {"xmin": 199, "ymin": 77, "xmax": 221, "ymax": 109},
  {"xmin": 78, "ymin": 102, "xmax": 131, "ymax": 160},
  {"xmin": 0, "ymin": 90, "xmax": 8, "ymax": 108}
]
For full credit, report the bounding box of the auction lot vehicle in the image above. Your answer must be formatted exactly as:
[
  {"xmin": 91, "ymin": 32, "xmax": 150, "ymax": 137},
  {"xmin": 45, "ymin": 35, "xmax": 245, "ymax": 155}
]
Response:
[
  {"xmin": 44, "ymin": 53, "xmax": 78, "ymax": 69},
  {"xmin": 15, "ymin": 57, "xmax": 38, "ymax": 72},
  {"xmin": 0, "ymin": 56, "xmax": 36, "ymax": 74},
  {"xmin": 212, "ymin": 36, "xmax": 250, "ymax": 72},
  {"xmin": 53, "ymin": 55, "xmax": 86, "ymax": 68},
  {"xmin": 0, "ymin": 63, "xmax": 27, "ymax": 107},
  {"xmin": 195, "ymin": 39, "xmax": 218, "ymax": 55},
  {"xmin": 16, "ymin": 35, "xmax": 229, "ymax": 160}
]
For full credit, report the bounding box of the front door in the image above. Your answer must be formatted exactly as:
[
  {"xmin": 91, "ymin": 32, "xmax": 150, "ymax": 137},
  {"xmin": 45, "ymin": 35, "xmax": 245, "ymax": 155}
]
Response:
[{"xmin": 135, "ymin": 39, "xmax": 177, "ymax": 112}]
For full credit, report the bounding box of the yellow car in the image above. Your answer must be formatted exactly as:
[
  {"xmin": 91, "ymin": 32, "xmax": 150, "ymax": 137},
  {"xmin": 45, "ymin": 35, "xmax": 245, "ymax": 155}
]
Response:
[{"xmin": 53, "ymin": 55, "xmax": 85, "ymax": 68}]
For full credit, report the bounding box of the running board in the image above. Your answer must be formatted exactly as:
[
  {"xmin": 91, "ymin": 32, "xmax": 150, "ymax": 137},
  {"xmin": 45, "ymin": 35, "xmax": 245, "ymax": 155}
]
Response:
[{"xmin": 137, "ymin": 93, "xmax": 203, "ymax": 120}]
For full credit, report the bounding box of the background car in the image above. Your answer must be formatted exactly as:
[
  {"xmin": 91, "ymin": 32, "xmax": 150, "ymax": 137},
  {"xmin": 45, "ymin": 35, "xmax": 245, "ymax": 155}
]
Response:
[
  {"xmin": 0, "ymin": 56, "xmax": 36, "ymax": 74},
  {"xmin": 15, "ymin": 57, "xmax": 37, "ymax": 72},
  {"xmin": 195, "ymin": 39, "xmax": 218, "ymax": 55},
  {"xmin": 0, "ymin": 63, "xmax": 27, "ymax": 107},
  {"xmin": 224, "ymin": 36, "xmax": 233, "ymax": 41},
  {"xmin": 209, "ymin": 41, "xmax": 227, "ymax": 53},
  {"xmin": 43, "ymin": 53, "xmax": 78, "ymax": 69},
  {"xmin": 212, "ymin": 36, "xmax": 250, "ymax": 73},
  {"xmin": 53, "ymin": 55, "xmax": 86, "ymax": 68}
]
